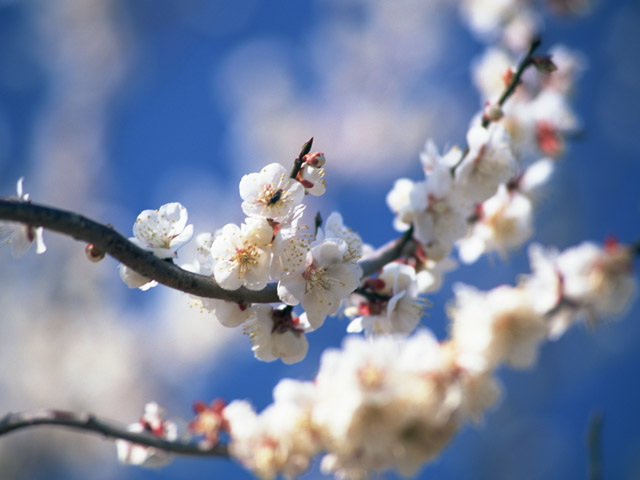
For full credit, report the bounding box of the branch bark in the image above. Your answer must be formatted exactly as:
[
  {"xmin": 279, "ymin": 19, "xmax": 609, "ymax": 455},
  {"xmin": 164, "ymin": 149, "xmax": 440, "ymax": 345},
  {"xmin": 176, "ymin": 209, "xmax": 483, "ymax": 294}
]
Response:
[
  {"xmin": 0, "ymin": 200, "xmax": 412, "ymax": 302},
  {"xmin": 0, "ymin": 408, "xmax": 228, "ymax": 457}
]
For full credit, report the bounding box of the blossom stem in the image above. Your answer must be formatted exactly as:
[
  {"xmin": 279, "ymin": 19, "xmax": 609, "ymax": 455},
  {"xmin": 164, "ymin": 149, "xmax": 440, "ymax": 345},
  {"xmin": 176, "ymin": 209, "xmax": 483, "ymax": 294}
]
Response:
[
  {"xmin": 481, "ymin": 36, "xmax": 542, "ymax": 128},
  {"xmin": 0, "ymin": 408, "xmax": 228, "ymax": 457}
]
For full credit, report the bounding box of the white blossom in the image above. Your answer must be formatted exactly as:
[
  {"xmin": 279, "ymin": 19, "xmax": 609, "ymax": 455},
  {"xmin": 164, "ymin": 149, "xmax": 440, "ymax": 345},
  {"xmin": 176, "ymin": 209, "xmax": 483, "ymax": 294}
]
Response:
[
  {"xmin": 346, "ymin": 263, "xmax": 423, "ymax": 337},
  {"xmin": 296, "ymin": 163, "xmax": 326, "ymax": 196},
  {"xmin": 117, "ymin": 202, "xmax": 193, "ymax": 290},
  {"xmin": 130, "ymin": 202, "xmax": 193, "ymax": 259},
  {"xmin": 115, "ymin": 402, "xmax": 178, "ymax": 468},
  {"xmin": 557, "ymin": 241, "xmax": 637, "ymax": 322},
  {"xmin": 449, "ymin": 284, "xmax": 548, "ymax": 371},
  {"xmin": 211, "ymin": 218, "xmax": 273, "ymax": 291},
  {"xmin": 0, "ymin": 177, "xmax": 47, "ymax": 258},
  {"xmin": 456, "ymin": 184, "xmax": 533, "ymax": 263},
  {"xmin": 239, "ymin": 163, "xmax": 305, "ymax": 223},
  {"xmin": 455, "ymin": 123, "xmax": 518, "ymax": 204},
  {"xmin": 278, "ymin": 238, "xmax": 361, "ymax": 329},
  {"xmin": 386, "ymin": 178, "xmax": 417, "ymax": 232},
  {"xmin": 244, "ymin": 305, "xmax": 311, "ymax": 364},
  {"xmin": 224, "ymin": 380, "xmax": 320, "ymax": 480},
  {"xmin": 316, "ymin": 211, "xmax": 363, "ymax": 264}
]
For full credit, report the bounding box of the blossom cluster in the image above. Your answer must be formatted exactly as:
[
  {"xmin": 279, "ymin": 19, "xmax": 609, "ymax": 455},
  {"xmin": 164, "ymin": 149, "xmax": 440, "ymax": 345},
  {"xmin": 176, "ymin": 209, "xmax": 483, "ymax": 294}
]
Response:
[
  {"xmin": 117, "ymin": 152, "xmax": 363, "ymax": 364},
  {"xmin": 215, "ymin": 239, "xmax": 636, "ymax": 480}
]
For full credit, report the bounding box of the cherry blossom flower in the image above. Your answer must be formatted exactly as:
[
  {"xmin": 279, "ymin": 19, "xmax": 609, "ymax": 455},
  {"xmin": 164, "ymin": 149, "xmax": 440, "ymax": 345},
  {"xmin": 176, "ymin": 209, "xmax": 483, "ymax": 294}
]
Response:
[
  {"xmin": 346, "ymin": 263, "xmax": 424, "ymax": 337},
  {"xmin": 211, "ymin": 218, "xmax": 274, "ymax": 291},
  {"xmin": 244, "ymin": 305, "xmax": 311, "ymax": 364},
  {"xmin": 316, "ymin": 211, "xmax": 363, "ymax": 265},
  {"xmin": 115, "ymin": 402, "xmax": 178, "ymax": 467},
  {"xmin": 296, "ymin": 163, "xmax": 326, "ymax": 196},
  {"xmin": 557, "ymin": 241, "xmax": 637, "ymax": 322},
  {"xmin": 224, "ymin": 380, "xmax": 320, "ymax": 480},
  {"xmin": 455, "ymin": 123, "xmax": 518, "ymax": 204},
  {"xmin": 456, "ymin": 184, "xmax": 533, "ymax": 263},
  {"xmin": 130, "ymin": 202, "xmax": 193, "ymax": 259},
  {"xmin": 386, "ymin": 178, "xmax": 417, "ymax": 232},
  {"xmin": 0, "ymin": 177, "xmax": 46, "ymax": 258},
  {"xmin": 449, "ymin": 283, "xmax": 548, "ymax": 371},
  {"xmin": 277, "ymin": 238, "xmax": 361, "ymax": 329},
  {"xmin": 189, "ymin": 399, "xmax": 227, "ymax": 447},
  {"xmin": 118, "ymin": 202, "xmax": 193, "ymax": 290},
  {"xmin": 239, "ymin": 163, "xmax": 305, "ymax": 223}
]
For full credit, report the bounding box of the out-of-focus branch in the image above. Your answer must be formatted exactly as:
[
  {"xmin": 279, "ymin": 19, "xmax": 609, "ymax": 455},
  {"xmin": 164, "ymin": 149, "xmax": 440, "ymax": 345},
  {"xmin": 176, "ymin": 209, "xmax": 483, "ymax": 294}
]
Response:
[
  {"xmin": 0, "ymin": 200, "xmax": 411, "ymax": 301},
  {"xmin": 0, "ymin": 409, "xmax": 228, "ymax": 457},
  {"xmin": 359, "ymin": 226, "xmax": 414, "ymax": 278},
  {"xmin": 587, "ymin": 411, "xmax": 604, "ymax": 480},
  {"xmin": 481, "ymin": 36, "xmax": 542, "ymax": 127}
]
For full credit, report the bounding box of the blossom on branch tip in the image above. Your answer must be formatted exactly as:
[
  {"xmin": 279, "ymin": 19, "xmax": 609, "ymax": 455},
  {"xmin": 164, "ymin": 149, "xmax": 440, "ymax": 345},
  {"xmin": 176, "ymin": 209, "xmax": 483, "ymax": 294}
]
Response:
[
  {"xmin": 240, "ymin": 163, "xmax": 305, "ymax": 222},
  {"xmin": 0, "ymin": 177, "xmax": 46, "ymax": 258},
  {"xmin": 115, "ymin": 402, "xmax": 178, "ymax": 468}
]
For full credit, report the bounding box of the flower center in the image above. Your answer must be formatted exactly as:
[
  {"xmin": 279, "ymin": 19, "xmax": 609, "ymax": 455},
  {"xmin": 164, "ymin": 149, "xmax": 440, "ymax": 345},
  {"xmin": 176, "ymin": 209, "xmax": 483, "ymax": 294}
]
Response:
[{"xmin": 234, "ymin": 245, "xmax": 259, "ymax": 273}]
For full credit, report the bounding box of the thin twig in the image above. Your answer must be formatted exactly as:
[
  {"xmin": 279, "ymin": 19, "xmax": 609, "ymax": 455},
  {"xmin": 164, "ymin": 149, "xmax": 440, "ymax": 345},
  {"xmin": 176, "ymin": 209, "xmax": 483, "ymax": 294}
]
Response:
[
  {"xmin": 587, "ymin": 411, "xmax": 604, "ymax": 480},
  {"xmin": 0, "ymin": 409, "xmax": 228, "ymax": 457},
  {"xmin": 481, "ymin": 36, "xmax": 541, "ymax": 128}
]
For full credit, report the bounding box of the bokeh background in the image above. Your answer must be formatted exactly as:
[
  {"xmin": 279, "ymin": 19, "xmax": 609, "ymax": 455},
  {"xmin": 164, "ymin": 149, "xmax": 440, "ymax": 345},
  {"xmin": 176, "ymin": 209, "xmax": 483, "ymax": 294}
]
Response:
[{"xmin": 0, "ymin": 0, "xmax": 639, "ymax": 479}]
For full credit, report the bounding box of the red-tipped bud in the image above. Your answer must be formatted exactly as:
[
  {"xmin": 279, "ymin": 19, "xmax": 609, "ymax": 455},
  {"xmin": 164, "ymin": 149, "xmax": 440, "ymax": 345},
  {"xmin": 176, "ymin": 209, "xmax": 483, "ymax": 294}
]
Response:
[
  {"xmin": 85, "ymin": 243, "xmax": 105, "ymax": 263},
  {"xmin": 303, "ymin": 151, "xmax": 326, "ymax": 167}
]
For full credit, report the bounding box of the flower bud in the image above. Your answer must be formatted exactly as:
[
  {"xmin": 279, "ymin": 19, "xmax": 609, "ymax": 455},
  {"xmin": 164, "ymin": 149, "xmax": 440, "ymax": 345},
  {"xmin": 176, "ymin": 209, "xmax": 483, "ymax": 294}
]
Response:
[
  {"xmin": 303, "ymin": 152, "xmax": 326, "ymax": 167},
  {"xmin": 483, "ymin": 103, "xmax": 504, "ymax": 122},
  {"xmin": 85, "ymin": 243, "xmax": 105, "ymax": 262}
]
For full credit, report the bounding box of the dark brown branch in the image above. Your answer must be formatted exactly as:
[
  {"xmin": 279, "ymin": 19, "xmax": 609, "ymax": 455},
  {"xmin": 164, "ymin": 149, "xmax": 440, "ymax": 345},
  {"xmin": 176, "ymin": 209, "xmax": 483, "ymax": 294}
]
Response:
[
  {"xmin": 359, "ymin": 226, "xmax": 414, "ymax": 278},
  {"xmin": 0, "ymin": 199, "xmax": 277, "ymax": 303},
  {"xmin": 0, "ymin": 200, "xmax": 409, "ymax": 301},
  {"xmin": 0, "ymin": 409, "xmax": 228, "ymax": 457}
]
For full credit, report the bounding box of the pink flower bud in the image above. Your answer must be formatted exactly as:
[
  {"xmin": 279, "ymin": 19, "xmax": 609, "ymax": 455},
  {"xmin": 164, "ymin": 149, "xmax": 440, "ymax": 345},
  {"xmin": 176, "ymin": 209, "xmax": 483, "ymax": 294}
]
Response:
[{"xmin": 303, "ymin": 152, "xmax": 326, "ymax": 167}]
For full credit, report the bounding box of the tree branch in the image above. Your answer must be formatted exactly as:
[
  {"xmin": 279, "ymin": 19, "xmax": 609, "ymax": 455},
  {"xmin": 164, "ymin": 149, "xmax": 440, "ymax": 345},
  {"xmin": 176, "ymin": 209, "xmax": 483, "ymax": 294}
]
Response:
[
  {"xmin": 0, "ymin": 200, "xmax": 410, "ymax": 301},
  {"xmin": 0, "ymin": 408, "xmax": 228, "ymax": 457}
]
